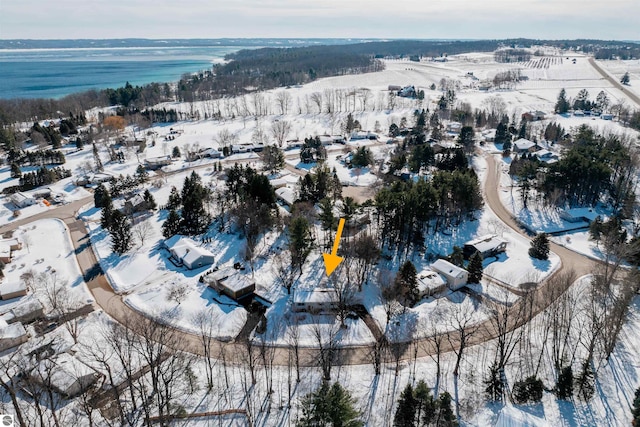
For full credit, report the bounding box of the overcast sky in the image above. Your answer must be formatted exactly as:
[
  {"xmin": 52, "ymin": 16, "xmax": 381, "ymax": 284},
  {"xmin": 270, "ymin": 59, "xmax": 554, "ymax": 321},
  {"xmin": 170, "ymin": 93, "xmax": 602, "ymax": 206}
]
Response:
[{"xmin": 1, "ymin": 0, "xmax": 638, "ymax": 40}]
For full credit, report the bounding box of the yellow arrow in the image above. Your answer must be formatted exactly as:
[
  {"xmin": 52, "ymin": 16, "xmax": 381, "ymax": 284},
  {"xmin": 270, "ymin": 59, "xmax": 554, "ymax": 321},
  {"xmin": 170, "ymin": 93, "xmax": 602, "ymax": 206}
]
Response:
[{"xmin": 322, "ymin": 218, "xmax": 345, "ymax": 276}]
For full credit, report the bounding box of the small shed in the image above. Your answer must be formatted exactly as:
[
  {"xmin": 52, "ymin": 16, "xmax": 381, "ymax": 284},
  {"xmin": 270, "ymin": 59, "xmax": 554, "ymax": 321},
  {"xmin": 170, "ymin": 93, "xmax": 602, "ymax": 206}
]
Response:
[
  {"xmin": 206, "ymin": 267, "xmax": 255, "ymax": 301},
  {"xmin": 430, "ymin": 259, "xmax": 468, "ymax": 290},
  {"xmin": 11, "ymin": 192, "xmax": 36, "ymax": 208},
  {"xmin": 0, "ymin": 281, "xmax": 28, "ymax": 300},
  {"xmin": 463, "ymin": 234, "xmax": 508, "ymax": 259},
  {"xmin": 416, "ymin": 269, "xmax": 447, "ymax": 298},
  {"xmin": 293, "ymin": 288, "xmax": 339, "ymax": 313},
  {"xmin": 164, "ymin": 236, "xmax": 215, "ymax": 270},
  {"xmin": 0, "ymin": 322, "xmax": 29, "ymax": 352}
]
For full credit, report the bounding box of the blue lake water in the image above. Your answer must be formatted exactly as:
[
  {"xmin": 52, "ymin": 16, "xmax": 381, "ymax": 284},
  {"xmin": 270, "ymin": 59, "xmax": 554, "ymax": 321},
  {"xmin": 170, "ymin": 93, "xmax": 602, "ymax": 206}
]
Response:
[{"xmin": 0, "ymin": 46, "xmax": 244, "ymax": 99}]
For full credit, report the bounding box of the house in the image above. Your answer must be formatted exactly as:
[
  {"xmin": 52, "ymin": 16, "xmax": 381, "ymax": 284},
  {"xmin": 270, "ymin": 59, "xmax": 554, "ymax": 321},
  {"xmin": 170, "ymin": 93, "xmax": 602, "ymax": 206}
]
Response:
[
  {"xmin": 463, "ymin": 234, "xmax": 508, "ymax": 259},
  {"xmin": 446, "ymin": 122, "xmax": 462, "ymax": 134},
  {"xmin": 573, "ymin": 110, "xmax": 585, "ymax": 117},
  {"xmin": 293, "ymin": 288, "xmax": 339, "ymax": 313},
  {"xmin": 601, "ymin": 113, "xmax": 614, "ymax": 120},
  {"xmin": 206, "ymin": 267, "xmax": 255, "ymax": 301},
  {"xmin": 8, "ymin": 299, "xmax": 44, "ymax": 323},
  {"xmin": 275, "ymin": 187, "xmax": 296, "ymax": 207},
  {"xmin": 201, "ymin": 147, "xmax": 222, "ymax": 158},
  {"xmin": 513, "ymin": 138, "xmax": 537, "ymax": 153},
  {"xmin": 123, "ymin": 193, "xmax": 146, "ymax": 215},
  {"xmin": 0, "ymin": 321, "xmax": 29, "ymax": 352},
  {"xmin": 398, "ymin": 86, "xmax": 417, "ymax": 98},
  {"xmin": 388, "ymin": 85, "xmax": 402, "ymax": 92},
  {"xmin": 0, "ymin": 281, "xmax": 28, "ymax": 300},
  {"xmin": 521, "ymin": 111, "xmax": 546, "ymax": 121},
  {"xmin": 11, "ymin": 192, "xmax": 36, "ymax": 208},
  {"xmin": 144, "ymin": 156, "xmax": 173, "ymax": 170},
  {"xmin": 164, "ymin": 235, "xmax": 215, "ymax": 270},
  {"xmin": 31, "ymin": 353, "xmax": 102, "ymax": 398},
  {"xmin": 0, "ymin": 243, "xmax": 11, "ymax": 264},
  {"xmin": 430, "ymin": 259, "xmax": 468, "ymax": 290},
  {"xmin": 533, "ymin": 149, "xmax": 558, "ymax": 163},
  {"xmin": 559, "ymin": 207, "xmax": 599, "ymax": 224},
  {"xmin": 482, "ymin": 129, "xmax": 496, "ymax": 143},
  {"xmin": 416, "ymin": 269, "xmax": 447, "ymax": 298}
]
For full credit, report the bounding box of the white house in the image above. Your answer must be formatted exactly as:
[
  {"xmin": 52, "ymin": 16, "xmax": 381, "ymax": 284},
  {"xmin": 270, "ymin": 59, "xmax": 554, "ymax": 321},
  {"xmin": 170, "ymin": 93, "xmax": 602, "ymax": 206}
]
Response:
[
  {"xmin": 293, "ymin": 288, "xmax": 339, "ymax": 313},
  {"xmin": 446, "ymin": 122, "xmax": 463, "ymax": 134},
  {"xmin": 533, "ymin": 149, "xmax": 559, "ymax": 163},
  {"xmin": 559, "ymin": 207, "xmax": 599, "ymax": 224},
  {"xmin": 275, "ymin": 187, "xmax": 296, "ymax": 207},
  {"xmin": 513, "ymin": 138, "xmax": 536, "ymax": 153},
  {"xmin": 463, "ymin": 234, "xmax": 508, "ymax": 259},
  {"xmin": 164, "ymin": 235, "xmax": 215, "ymax": 270},
  {"xmin": 430, "ymin": 259, "xmax": 468, "ymax": 290},
  {"xmin": 416, "ymin": 269, "xmax": 447, "ymax": 298},
  {"xmin": 11, "ymin": 192, "xmax": 36, "ymax": 208}
]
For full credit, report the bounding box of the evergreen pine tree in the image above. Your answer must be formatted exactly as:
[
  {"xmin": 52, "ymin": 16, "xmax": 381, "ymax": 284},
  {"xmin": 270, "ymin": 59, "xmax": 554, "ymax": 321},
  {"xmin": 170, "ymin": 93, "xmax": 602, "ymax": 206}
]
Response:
[
  {"xmin": 180, "ymin": 172, "xmax": 211, "ymax": 235},
  {"xmin": 143, "ymin": 189, "xmax": 157, "ymax": 210},
  {"xmin": 136, "ymin": 164, "xmax": 149, "ymax": 183},
  {"xmin": 162, "ymin": 209, "xmax": 181, "ymax": 239},
  {"xmin": 396, "ymin": 260, "xmax": 418, "ymax": 306},
  {"xmin": 529, "ymin": 233, "xmax": 550, "ymax": 260},
  {"xmin": 109, "ymin": 210, "xmax": 132, "ymax": 255},
  {"xmin": 556, "ymin": 366, "xmax": 574, "ymax": 400},
  {"xmin": 555, "ymin": 88, "xmax": 570, "ymax": 114},
  {"xmin": 484, "ymin": 362, "xmax": 505, "ymax": 402},
  {"xmin": 467, "ymin": 252, "xmax": 484, "ymax": 283},
  {"xmin": 94, "ymin": 184, "xmax": 110, "ymax": 208},
  {"xmin": 10, "ymin": 163, "xmax": 21, "ymax": 179},
  {"xmin": 167, "ymin": 186, "xmax": 182, "ymax": 211},
  {"xmin": 298, "ymin": 382, "xmax": 363, "ymax": 427},
  {"xmin": 172, "ymin": 146, "xmax": 181, "ymax": 158},
  {"xmin": 289, "ymin": 216, "xmax": 313, "ymax": 277},
  {"xmin": 394, "ymin": 383, "xmax": 417, "ymax": 427},
  {"xmin": 575, "ymin": 360, "xmax": 595, "ymax": 400},
  {"xmin": 100, "ymin": 198, "xmax": 114, "ymax": 229},
  {"xmin": 414, "ymin": 380, "xmax": 436, "ymax": 426},
  {"xmin": 631, "ymin": 387, "xmax": 640, "ymax": 426},
  {"xmin": 449, "ymin": 246, "xmax": 464, "ymax": 267},
  {"xmin": 621, "ymin": 72, "xmax": 630, "ymax": 85},
  {"xmin": 435, "ymin": 392, "xmax": 458, "ymax": 427},
  {"xmin": 92, "ymin": 143, "xmax": 103, "ymax": 171}
]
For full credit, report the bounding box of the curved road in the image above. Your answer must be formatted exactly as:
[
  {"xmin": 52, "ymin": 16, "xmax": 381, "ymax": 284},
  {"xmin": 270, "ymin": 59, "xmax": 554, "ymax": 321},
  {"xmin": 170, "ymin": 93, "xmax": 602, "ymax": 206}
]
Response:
[{"xmin": 1, "ymin": 153, "xmax": 599, "ymax": 367}]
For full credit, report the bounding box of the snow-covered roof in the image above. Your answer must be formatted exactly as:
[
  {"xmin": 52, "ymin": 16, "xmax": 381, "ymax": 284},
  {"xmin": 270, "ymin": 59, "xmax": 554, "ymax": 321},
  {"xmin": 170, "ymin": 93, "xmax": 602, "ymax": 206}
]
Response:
[
  {"xmin": 561, "ymin": 207, "xmax": 600, "ymax": 222},
  {"xmin": 0, "ymin": 281, "xmax": 27, "ymax": 296},
  {"xmin": 220, "ymin": 273, "xmax": 254, "ymax": 293},
  {"xmin": 165, "ymin": 236, "xmax": 215, "ymax": 267},
  {"xmin": 0, "ymin": 322, "xmax": 27, "ymax": 340},
  {"xmin": 34, "ymin": 353, "xmax": 98, "ymax": 395},
  {"xmin": 465, "ymin": 234, "xmax": 508, "ymax": 254},
  {"xmin": 11, "ymin": 299, "xmax": 43, "ymax": 318},
  {"xmin": 293, "ymin": 288, "xmax": 339, "ymax": 305},
  {"xmin": 416, "ymin": 269, "xmax": 446, "ymax": 295},
  {"xmin": 0, "ymin": 244, "xmax": 10, "ymax": 259},
  {"xmin": 431, "ymin": 259, "xmax": 467, "ymax": 279},
  {"xmin": 10, "ymin": 192, "xmax": 35, "ymax": 203},
  {"xmin": 275, "ymin": 187, "xmax": 296, "ymax": 206},
  {"xmin": 513, "ymin": 138, "xmax": 536, "ymax": 151}
]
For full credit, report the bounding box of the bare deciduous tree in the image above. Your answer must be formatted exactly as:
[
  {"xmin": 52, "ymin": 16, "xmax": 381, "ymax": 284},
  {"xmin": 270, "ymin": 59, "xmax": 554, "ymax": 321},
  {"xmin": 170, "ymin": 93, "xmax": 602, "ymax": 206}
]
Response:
[{"xmin": 270, "ymin": 119, "xmax": 292, "ymax": 147}]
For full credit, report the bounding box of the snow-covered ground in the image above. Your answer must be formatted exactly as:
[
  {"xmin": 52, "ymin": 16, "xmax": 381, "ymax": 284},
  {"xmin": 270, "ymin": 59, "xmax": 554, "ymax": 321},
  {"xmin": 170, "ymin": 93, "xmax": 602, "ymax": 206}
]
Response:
[
  {"xmin": 4, "ymin": 47, "xmax": 640, "ymax": 426},
  {"xmin": 0, "ymin": 218, "xmax": 94, "ymax": 316}
]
